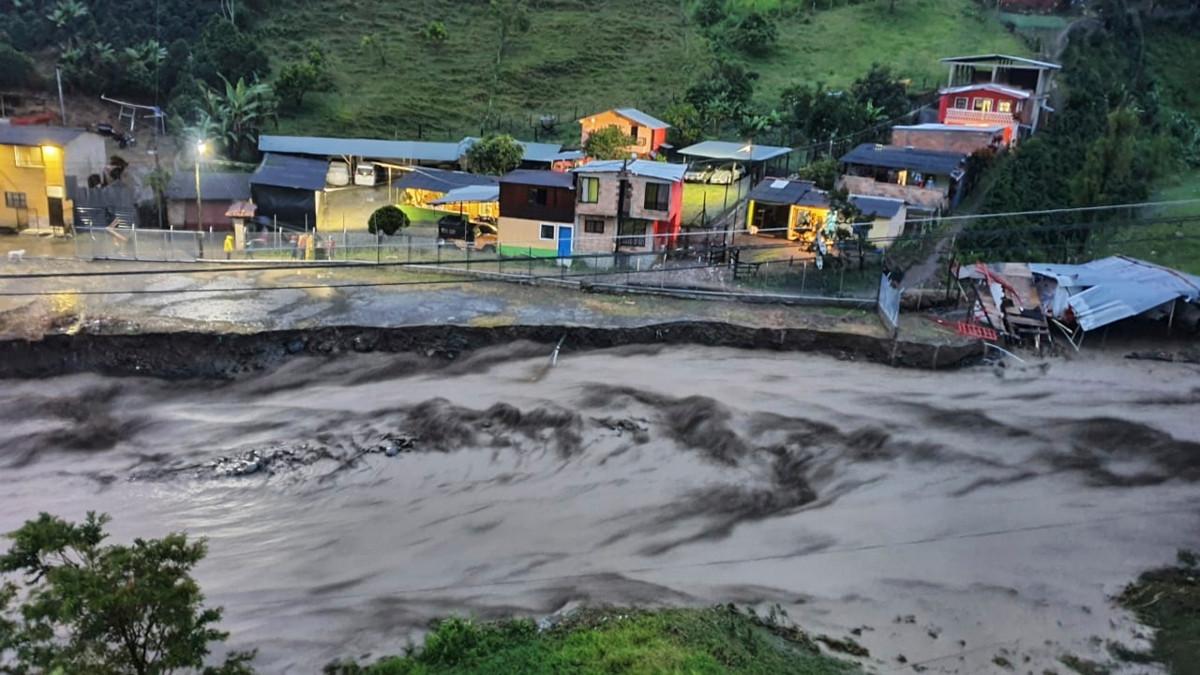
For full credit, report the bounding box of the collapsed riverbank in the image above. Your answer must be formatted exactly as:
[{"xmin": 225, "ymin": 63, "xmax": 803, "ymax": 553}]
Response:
[{"xmin": 0, "ymin": 321, "xmax": 983, "ymax": 379}]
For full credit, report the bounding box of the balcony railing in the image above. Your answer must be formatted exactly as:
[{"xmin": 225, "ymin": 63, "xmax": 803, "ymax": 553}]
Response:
[{"xmin": 944, "ymin": 108, "xmax": 1016, "ymax": 126}]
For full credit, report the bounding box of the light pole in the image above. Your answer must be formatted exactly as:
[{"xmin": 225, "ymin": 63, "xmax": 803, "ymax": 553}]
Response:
[{"xmin": 194, "ymin": 140, "xmax": 208, "ymax": 231}]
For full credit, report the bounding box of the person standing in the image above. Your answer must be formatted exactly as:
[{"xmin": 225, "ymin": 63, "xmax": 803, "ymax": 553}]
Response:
[{"xmin": 223, "ymin": 234, "xmax": 234, "ymax": 260}]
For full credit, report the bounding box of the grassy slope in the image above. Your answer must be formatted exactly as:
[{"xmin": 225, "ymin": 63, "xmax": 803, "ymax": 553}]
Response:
[
  {"xmin": 264, "ymin": 0, "xmax": 1028, "ymax": 141},
  {"xmin": 1116, "ymin": 552, "xmax": 1200, "ymax": 675},
  {"xmin": 345, "ymin": 607, "xmax": 858, "ymax": 674}
]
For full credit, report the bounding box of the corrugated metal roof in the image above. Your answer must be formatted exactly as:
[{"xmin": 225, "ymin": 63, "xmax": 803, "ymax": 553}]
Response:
[
  {"xmin": 1029, "ymin": 256, "xmax": 1200, "ymax": 332},
  {"xmin": 394, "ymin": 166, "xmax": 497, "ymax": 193},
  {"xmin": 250, "ymin": 153, "xmax": 328, "ymax": 191},
  {"xmin": 747, "ymin": 179, "xmax": 828, "ymax": 208},
  {"xmin": 0, "ymin": 125, "xmax": 91, "ymax": 147},
  {"xmin": 429, "ymin": 184, "xmax": 500, "ymax": 205},
  {"xmin": 939, "ymin": 54, "xmax": 1061, "ymax": 70},
  {"xmin": 499, "ymin": 169, "xmax": 575, "ymax": 189},
  {"xmin": 613, "ymin": 108, "xmax": 670, "ymax": 129},
  {"xmin": 571, "ymin": 159, "xmax": 685, "ymax": 182},
  {"xmin": 259, "ymin": 135, "xmax": 463, "ymax": 162},
  {"xmin": 939, "ymin": 83, "xmax": 1032, "ymax": 99},
  {"xmin": 678, "ymin": 140, "xmax": 792, "ymax": 162},
  {"xmin": 840, "ymin": 143, "xmax": 966, "ymax": 176},
  {"xmin": 850, "ymin": 194, "xmax": 904, "ymax": 218},
  {"xmin": 165, "ymin": 171, "xmax": 252, "ymax": 201}
]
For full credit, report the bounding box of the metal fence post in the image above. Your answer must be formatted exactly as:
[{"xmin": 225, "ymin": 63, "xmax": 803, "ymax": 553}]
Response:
[
  {"xmin": 376, "ymin": 228, "xmax": 381, "ymax": 264},
  {"xmin": 527, "ymin": 247, "xmax": 532, "ymax": 277},
  {"xmin": 839, "ymin": 264, "xmax": 845, "ymax": 296},
  {"xmin": 131, "ymin": 224, "xmax": 139, "ymax": 260},
  {"xmin": 801, "ymin": 260, "xmax": 807, "ymax": 294},
  {"xmin": 466, "ymin": 244, "xmax": 471, "ymax": 272}
]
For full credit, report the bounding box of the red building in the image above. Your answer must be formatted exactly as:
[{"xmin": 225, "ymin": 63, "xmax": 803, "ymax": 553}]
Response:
[
  {"xmin": 578, "ymin": 108, "xmax": 671, "ymax": 159},
  {"xmin": 937, "ymin": 54, "xmax": 1061, "ymax": 141}
]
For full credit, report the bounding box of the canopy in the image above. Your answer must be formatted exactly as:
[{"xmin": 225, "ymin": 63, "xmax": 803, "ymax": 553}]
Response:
[{"xmin": 429, "ymin": 184, "xmax": 499, "ymax": 205}]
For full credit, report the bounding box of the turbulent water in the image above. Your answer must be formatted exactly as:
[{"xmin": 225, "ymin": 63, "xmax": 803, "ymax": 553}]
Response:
[{"xmin": 2, "ymin": 344, "xmax": 1198, "ymax": 673}]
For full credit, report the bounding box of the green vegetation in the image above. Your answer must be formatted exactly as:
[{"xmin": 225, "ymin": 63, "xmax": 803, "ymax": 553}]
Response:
[
  {"xmin": 464, "ymin": 134, "xmax": 524, "ymax": 175},
  {"xmin": 1115, "ymin": 549, "xmax": 1200, "ymax": 674},
  {"xmin": 327, "ymin": 606, "xmax": 858, "ymax": 675},
  {"xmin": 368, "ymin": 205, "xmax": 411, "ymax": 237},
  {"xmin": 261, "ymin": 0, "xmax": 1026, "ymax": 140},
  {"xmin": 0, "ymin": 512, "xmax": 254, "ymax": 674},
  {"xmin": 583, "ymin": 125, "xmax": 637, "ymax": 160}
]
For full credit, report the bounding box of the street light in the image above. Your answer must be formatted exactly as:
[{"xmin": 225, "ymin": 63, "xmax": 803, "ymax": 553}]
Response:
[{"xmin": 194, "ymin": 140, "xmax": 208, "ymax": 232}]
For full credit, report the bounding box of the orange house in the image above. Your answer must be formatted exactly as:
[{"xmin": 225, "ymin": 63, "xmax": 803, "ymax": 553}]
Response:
[{"xmin": 578, "ymin": 108, "xmax": 670, "ymax": 159}]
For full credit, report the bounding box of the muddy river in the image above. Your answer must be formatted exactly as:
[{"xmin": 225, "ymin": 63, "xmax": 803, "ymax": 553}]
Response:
[{"xmin": 2, "ymin": 344, "xmax": 1197, "ymax": 673}]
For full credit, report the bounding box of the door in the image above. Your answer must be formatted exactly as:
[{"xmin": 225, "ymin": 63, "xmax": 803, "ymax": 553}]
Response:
[
  {"xmin": 557, "ymin": 224, "xmax": 573, "ymax": 260},
  {"xmin": 47, "ymin": 197, "xmax": 65, "ymax": 228}
]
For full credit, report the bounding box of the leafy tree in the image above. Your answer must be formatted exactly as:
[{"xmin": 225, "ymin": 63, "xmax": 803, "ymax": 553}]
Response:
[
  {"xmin": 0, "ymin": 512, "xmax": 255, "ymax": 674},
  {"xmin": 726, "ymin": 12, "xmax": 777, "ymax": 57},
  {"xmin": 0, "ymin": 42, "xmax": 35, "ymax": 89},
  {"xmin": 663, "ymin": 102, "xmax": 704, "ymax": 148},
  {"xmin": 490, "ymin": 0, "xmax": 531, "ymax": 64},
  {"xmin": 693, "ymin": 0, "xmax": 726, "ymax": 27},
  {"xmin": 367, "ymin": 205, "xmax": 411, "ymax": 236},
  {"xmin": 737, "ymin": 110, "xmax": 781, "ymax": 142},
  {"xmin": 1071, "ymin": 107, "xmax": 1166, "ymax": 207},
  {"xmin": 465, "ymin": 134, "xmax": 524, "ymax": 175},
  {"xmin": 192, "ymin": 17, "xmax": 270, "ymax": 89},
  {"xmin": 198, "ymin": 76, "xmax": 277, "ymax": 162},
  {"xmin": 851, "ymin": 64, "xmax": 910, "ymax": 120},
  {"xmin": 421, "ymin": 21, "xmax": 449, "ymax": 44},
  {"xmin": 584, "ymin": 126, "xmax": 636, "ymax": 160},
  {"xmin": 275, "ymin": 62, "xmax": 321, "ymax": 110},
  {"xmin": 686, "ymin": 58, "xmax": 758, "ymax": 134},
  {"xmin": 360, "ymin": 34, "xmax": 386, "ymax": 67},
  {"xmin": 796, "ymin": 158, "xmax": 839, "ymax": 191},
  {"xmin": 781, "ymin": 83, "xmax": 867, "ymax": 151}
]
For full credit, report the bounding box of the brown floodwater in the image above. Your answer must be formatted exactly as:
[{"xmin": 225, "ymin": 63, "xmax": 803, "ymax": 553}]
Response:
[{"xmin": 1, "ymin": 344, "xmax": 1198, "ymax": 673}]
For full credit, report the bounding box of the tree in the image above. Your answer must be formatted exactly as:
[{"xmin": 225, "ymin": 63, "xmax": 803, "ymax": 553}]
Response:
[
  {"xmin": 465, "ymin": 134, "xmax": 524, "ymax": 175},
  {"xmin": 686, "ymin": 58, "xmax": 758, "ymax": 134},
  {"xmin": 796, "ymin": 158, "xmax": 839, "ymax": 191},
  {"xmin": 367, "ymin": 205, "xmax": 411, "ymax": 236},
  {"xmin": 192, "ymin": 17, "xmax": 270, "ymax": 88},
  {"xmin": 275, "ymin": 62, "xmax": 320, "ymax": 109},
  {"xmin": 584, "ymin": 126, "xmax": 636, "ymax": 160},
  {"xmin": 727, "ymin": 12, "xmax": 777, "ymax": 57},
  {"xmin": 421, "ymin": 21, "xmax": 448, "ymax": 44},
  {"xmin": 199, "ymin": 76, "xmax": 277, "ymax": 161},
  {"xmin": 736, "ymin": 109, "xmax": 781, "ymax": 142},
  {"xmin": 693, "ymin": 0, "xmax": 726, "ymax": 27},
  {"xmin": 851, "ymin": 64, "xmax": 910, "ymax": 120},
  {"xmin": 663, "ymin": 102, "xmax": 704, "ymax": 148},
  {"xmin": 0, "ymin": 512, "xmax": 255, "ymax": 674},
  {"xmin": 0, "ymin": 42, "xmax": 35, "ymax": 90}
]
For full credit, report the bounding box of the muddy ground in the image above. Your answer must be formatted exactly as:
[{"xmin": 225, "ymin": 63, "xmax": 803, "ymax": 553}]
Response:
[{"xmin": 1, "ymin": 343, "xmax": 1197, "ymax": 673}]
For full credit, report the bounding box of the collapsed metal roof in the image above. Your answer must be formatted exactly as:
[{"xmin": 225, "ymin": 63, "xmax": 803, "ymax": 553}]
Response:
[{"xmin": 1029, "ymin": 257, "xmax": 1200, "ymax": 332}]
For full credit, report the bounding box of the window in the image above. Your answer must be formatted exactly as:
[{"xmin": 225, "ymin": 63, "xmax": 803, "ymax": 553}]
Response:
[
  {"xmin": 13, "ymin": 147, "xmax": 44, "ymax": 168},
  {"xmin": 972, "ymin": 98, "xmax": 993, "ymax": 112},
  {"xmin": 644, "ymin": 182, "xmax": 669, "ymax": 211},
  {"xmin": 997, "ymin": 100, "xmax": 1012, "ymax": 113},
  {"xmin": 4, "ymin": 192, "xmax": 28, "ymax": 208},
  {"xmin": 584, "ymin": 218, "xmax": 605, "ymax": 234},
  {"xmin": 539, "ymin": 224, "xmax": 556, "ymax": 240},
  {"xmin": 528, "ymin": 187, "xmax": 548, "ymax": 206},
  {"xmin": 618, "ymin": 220, "xmax": 647, "ymax": 248},
  {"xmin": 580, "ymin": 177, "xmax": 599, "ymax": 203},
  {"xmin": 953, "ymin": 97, "xmax": 968, "ymax": 110}
]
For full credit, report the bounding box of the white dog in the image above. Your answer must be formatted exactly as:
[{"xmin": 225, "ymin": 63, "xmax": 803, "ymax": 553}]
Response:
[{"xmin": 6, "ymin": 249, "xmax": 25, "ymax": 262}]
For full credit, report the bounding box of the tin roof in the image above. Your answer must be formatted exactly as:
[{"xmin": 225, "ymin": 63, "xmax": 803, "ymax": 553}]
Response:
[
  {"xmin": 747, "ymin": 179, "xmax": 829, "ymax": 208},
  {"xmin": 849, "ymin": 194, "xmax": 905, "ymax": 218},
  {"xmin": 166, "ymin": 171, "xmax": 252, "ymax": 201},
  {"xmin": 893, "ymin": 123, "xmax": 1008, "ymax": 133},
  {"xmin": 0, "ymin": 125, "xmax": 92, "ymax": 147},
  {"xmin": 250, "ymin": 153, "xmax": 328, "ymax": 191},
  {"xmin": 1029, "ymin": 257, "xmax": 1200, "ymax": 332},
  {"xmin": 613, "ymin": 108, "xmax": 670, "ymax": 129},
  {"xmin": 259, "ymin": 135, "xmax": 464, "ymax": 162},
  {"xmin": 393, "ymin": 166, "xmax": 497, "ymax": 193},
  {"xmin": 429, "ymin": 184, "xmax": 500, "ymax": 205},
  {"xmin": 840, "ymin": 143, "xmax": 966, "ymax": 176},
  {"xmin": 678, "ymin": 140, "xmax": 792, "ymax": 162},
  {"xmin": 571, "ymin": 159, "xmax": 686, "ymax": 182},
  {"xmin": 939, "ymin": 54, "xmax": 1061, "ymax": 70},
  {"xmin": 499, "ymin": 169, "xmax": 576, "ymax": 189},
  {"xmin": 939, "ymin": 83, "xmax": 1032, "ymax": 99}
]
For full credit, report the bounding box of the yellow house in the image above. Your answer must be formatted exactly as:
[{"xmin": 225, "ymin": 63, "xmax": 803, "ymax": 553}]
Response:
[
  {"xmin": 578, "ymin": 108, "xmax": 670, "ymax": 159},
  {"xmin": 745, "ymin": 178, "xmax": 831, "ymax": 242},
  {"xmin": 0, "ymin": 126, "xmax": 106, "ymax": 232}
]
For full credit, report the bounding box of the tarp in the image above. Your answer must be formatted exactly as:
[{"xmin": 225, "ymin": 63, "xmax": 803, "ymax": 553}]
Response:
[
  {"xmin": 429, "ymin": 184, "xmax": 499, "ymax": 205},
  {"xmin": 1029, "ymin": 256, "xmax": 1200, "ymax": 332}
]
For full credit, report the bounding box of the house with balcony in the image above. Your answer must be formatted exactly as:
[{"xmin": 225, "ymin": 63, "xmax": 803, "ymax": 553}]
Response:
[
  {"xmin": 937, "ymin": 54, "xmax": 1060, "ymax": 141},
  {"xmin": 496, "ymin": 169, "xmax": 576, "ymax": 258},
  {"xmin": 578, "ymin": 108, "xmax": 671, "ymax": 159},
  {"xmin": 0, "ymin": 125, "xmax": 105, "ymax": 232},
  {"xmin": 838, "ymin": 143, "xmax": 968, "ymax": 213},
  {"xmin": 570, "ymin": 160, "xmax": 685, "ymax": 265}
]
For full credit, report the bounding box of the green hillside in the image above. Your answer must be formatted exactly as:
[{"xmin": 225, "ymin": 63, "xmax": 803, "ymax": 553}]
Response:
[{"xmin": 264, "ymin": 0, "xmax": 1030, "ymax": 141}]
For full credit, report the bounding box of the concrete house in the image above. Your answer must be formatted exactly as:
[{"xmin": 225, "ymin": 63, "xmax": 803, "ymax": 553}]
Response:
[
  {"xmin": 578, "ymin": 108, "xmax": 671, "ymax": 159},
  {"xmin": 0, "ymin": 125, "xmax": 105, "ymax": 232},
  {"xmin": 745, "ymin": 179, "xmax": 830, "ymax": 242},
  {"xmin": 570, "ymin": 160, "xmax": 686, "ymax": 263},
  {"xmin": 937, "ymin": 54, "xmax": 1060, "ymax": 139},
  {"xmin": 849, "ymin": 194, "xmax": 907, "ymax": 247},
  {"xmin": 496, "ymin": 169, "xmax": 576, "ymax": 258},
  {"xmin": 838, "ymin": 143, "xmax": 968, "ymax": 213}
]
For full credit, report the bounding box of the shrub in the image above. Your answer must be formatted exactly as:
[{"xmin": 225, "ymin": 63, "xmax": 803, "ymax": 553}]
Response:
[
  {"xmin": 421, "ymin": 20, "xmax": 448, "ymax": 44},
  {"xmin": 727, "ymin": 12, "xmax": 777, "ymax": 57},
  {"xmin": 0, "ymin": 41, "xmax": 36, "ymax": 89},
  {"xmin": 367, "ymin": 205, "xmax": 410, "ymax": 236},
  {"xmin": 693, "ymin": 0, "xmax": 726, "ymax": 28}
]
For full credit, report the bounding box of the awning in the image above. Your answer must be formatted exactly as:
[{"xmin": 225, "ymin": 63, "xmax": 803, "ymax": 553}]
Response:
[{"xmin": 429, "ymin": 184, "xmax": 499, "ymax": 205}]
